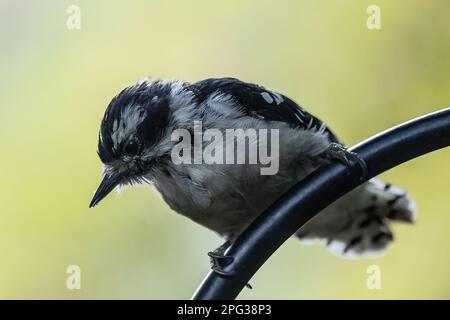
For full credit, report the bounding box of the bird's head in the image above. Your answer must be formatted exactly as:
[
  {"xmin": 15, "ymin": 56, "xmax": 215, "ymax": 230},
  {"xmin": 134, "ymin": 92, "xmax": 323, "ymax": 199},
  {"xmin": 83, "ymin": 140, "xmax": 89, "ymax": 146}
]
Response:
[{"xmin": 89, "ymin": 79, "xmax": 177, "ymax": 207}]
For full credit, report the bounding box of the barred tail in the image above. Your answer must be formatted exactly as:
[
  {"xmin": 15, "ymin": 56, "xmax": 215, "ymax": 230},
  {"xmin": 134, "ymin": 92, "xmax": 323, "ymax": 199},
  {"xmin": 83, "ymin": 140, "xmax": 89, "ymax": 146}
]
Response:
[{"xmin": 295, "ymin": 178, "xmax": 416, "ymax": 258}]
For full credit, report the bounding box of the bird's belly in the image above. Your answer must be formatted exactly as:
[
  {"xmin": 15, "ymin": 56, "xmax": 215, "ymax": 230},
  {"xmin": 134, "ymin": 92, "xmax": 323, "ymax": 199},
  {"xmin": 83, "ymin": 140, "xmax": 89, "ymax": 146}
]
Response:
[
  {"xmin": 186, "ymin": 164, "xmax": 315, "ymax": 240},
  {"xmin": 153, "ymin": 123, "xmax": 326, "ymax": 239}
]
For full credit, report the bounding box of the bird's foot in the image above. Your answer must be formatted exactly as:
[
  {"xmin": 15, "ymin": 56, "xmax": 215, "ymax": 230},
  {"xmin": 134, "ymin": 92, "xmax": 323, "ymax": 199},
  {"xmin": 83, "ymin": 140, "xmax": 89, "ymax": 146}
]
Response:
[
  {"xmin": 208, "ymin": 241, "xmax": 236, "ymax": 277},
  {"xmin": 207, "ymin": 241, "xmax": 253, "ymax": 289},
  {"xmin": 322, "ymin": 143, "xmax": 368, "ymax": 180}
]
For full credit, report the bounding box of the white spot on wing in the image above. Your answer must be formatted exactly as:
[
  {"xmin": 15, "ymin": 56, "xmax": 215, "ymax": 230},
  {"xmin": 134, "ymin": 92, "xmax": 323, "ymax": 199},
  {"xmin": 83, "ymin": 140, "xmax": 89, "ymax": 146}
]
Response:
[
  {"xmin": 318, "ymin": 122, "xmax": 327, "ymax": 134},
  {"xmin": 272, "ymin": 92, "xmax": 284, "ymax": 105},
  {"xmin": 261, "ymin": 92, "xmax": 274, "ymax": 104},
  {"xmin": 294, "ymin": 113, "xmax": 305, "ymax": 124}
]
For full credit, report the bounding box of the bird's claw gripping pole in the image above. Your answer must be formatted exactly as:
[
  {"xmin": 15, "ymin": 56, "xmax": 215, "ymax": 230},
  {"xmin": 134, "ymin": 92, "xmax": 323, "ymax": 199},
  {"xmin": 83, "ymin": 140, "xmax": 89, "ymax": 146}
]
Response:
[{"xmin": 192, "ymin": 107, "xmax": 450, "ymax": 300}]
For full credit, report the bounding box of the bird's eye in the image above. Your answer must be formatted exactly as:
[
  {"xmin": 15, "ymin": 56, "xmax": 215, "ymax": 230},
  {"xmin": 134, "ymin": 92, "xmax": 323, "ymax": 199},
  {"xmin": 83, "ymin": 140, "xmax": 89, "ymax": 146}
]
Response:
[{"xmin": 123, "ymin": 139, "xmax": 140, "ymax": 156}]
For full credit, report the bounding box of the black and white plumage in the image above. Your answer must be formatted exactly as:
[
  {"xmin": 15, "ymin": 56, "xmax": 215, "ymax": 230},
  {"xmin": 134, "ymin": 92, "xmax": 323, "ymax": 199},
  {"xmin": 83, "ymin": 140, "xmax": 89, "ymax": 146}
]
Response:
[{"xmin": 90, "ymin": 77, "xmax": 416, "ymax": 261}]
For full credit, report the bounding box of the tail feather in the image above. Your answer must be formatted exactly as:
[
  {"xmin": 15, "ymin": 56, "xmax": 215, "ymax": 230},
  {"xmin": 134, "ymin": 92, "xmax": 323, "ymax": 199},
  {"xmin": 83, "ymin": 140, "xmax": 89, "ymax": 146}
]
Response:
[{"xmin": 296, "ymin": 178, "xmax": 416, "ymax": 258}]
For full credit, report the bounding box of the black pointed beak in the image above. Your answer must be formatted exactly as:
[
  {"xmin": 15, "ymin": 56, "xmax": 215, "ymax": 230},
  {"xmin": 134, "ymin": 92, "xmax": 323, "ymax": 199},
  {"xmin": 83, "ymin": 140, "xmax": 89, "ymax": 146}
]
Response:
[{"xmin": 89, "ymin": 172, "xmax": 125, "ymax": 208}]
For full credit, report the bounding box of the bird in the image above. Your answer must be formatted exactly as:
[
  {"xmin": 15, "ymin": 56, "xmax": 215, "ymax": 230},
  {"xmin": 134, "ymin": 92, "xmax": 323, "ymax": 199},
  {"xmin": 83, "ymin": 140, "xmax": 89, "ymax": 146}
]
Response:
[{"xmin": 90, "ymin": 77, "xmax": 416, "ymax": 274}]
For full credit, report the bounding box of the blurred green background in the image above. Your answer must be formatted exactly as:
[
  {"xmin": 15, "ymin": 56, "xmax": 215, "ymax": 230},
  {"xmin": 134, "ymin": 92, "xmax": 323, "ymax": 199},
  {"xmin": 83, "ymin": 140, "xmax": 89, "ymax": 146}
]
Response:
[{"xmin": 0, "ymin": 0, "xmax": 449, "ymax": 299}]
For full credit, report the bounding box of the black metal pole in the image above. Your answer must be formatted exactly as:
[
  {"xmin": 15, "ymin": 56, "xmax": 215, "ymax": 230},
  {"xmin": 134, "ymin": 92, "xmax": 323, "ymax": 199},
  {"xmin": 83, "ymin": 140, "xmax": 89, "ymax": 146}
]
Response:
[{"xmin": 192, "ymin": 107, "xmax": 450, "ymax": 300}]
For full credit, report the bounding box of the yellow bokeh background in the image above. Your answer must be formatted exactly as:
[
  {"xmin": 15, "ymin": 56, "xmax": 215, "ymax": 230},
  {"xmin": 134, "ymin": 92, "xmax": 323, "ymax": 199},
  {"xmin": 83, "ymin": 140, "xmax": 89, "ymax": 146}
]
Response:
[{"xmin": 0, "ymin": 0, "xmax": 449, "ymax": 299}]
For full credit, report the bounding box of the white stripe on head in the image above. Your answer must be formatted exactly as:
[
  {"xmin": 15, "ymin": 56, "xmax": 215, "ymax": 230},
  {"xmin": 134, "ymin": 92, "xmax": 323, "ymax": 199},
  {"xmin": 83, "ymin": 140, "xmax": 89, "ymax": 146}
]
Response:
[{"xmin": 111, "ymin": 104, "xmax": 147, "ymax": 149}]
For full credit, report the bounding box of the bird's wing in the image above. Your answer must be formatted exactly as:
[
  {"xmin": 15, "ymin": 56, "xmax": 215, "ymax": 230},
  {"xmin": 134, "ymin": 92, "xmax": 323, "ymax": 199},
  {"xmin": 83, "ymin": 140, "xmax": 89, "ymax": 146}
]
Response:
[{"xmin": 189, "ymin": 77, "xmax": 339, "ymax": 142}]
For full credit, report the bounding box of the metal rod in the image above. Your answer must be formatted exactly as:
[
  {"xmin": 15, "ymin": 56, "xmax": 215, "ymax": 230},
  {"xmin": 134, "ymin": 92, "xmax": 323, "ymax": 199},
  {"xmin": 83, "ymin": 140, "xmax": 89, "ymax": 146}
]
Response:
[{"xmin": 192, "ymin": 107, "xmax": 450, "ymax": 300}]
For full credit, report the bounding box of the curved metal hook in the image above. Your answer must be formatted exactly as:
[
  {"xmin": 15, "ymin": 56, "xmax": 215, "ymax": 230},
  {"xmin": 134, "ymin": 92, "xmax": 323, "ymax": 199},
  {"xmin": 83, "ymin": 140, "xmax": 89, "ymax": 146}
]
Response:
[{"xmin": 192, "ymin": 108, "xmax": 450, "ymax": 300}]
